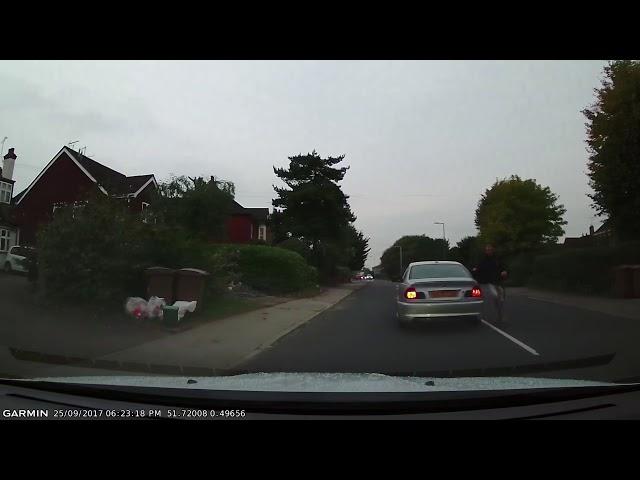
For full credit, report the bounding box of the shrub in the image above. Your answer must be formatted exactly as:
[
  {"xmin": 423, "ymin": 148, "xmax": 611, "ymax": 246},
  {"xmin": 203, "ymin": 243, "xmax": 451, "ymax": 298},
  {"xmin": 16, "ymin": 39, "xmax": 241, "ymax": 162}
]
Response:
[
  {"xmin": 37, "ymin": 195, "xmax": 151, "ymax": 305},
  {"xmin": 527, "ymin": 242, "xmax": 640, "ymax": 295},
  {"xmin": 276, "ymin": 237, "xmax": 311, "ymax": 261},
  {"xmin": 213, "ymin": 244, "xmax": 318, "ymax": 294}
]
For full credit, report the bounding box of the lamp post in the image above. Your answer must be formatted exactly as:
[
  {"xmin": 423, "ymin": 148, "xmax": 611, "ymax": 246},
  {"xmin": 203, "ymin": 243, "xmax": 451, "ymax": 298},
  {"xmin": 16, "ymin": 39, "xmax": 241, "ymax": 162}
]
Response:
[{"xmin": 434, "ymin": 221, "xmax": 446, "ymax": 259}]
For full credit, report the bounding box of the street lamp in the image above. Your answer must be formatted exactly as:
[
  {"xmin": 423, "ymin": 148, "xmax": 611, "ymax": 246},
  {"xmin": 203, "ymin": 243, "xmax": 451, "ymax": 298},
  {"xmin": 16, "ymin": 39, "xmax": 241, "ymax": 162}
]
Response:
[{"xmin": 434, "ymin": 222, "xmax": 446, "ymax": 259}]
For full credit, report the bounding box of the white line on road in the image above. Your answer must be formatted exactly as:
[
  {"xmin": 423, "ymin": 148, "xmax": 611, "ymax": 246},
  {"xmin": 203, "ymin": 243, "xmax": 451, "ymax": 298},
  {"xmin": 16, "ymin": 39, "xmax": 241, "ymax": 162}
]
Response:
[{"xmin": 480, "ymin": 319, "xmax": 540, "ymax": 356}]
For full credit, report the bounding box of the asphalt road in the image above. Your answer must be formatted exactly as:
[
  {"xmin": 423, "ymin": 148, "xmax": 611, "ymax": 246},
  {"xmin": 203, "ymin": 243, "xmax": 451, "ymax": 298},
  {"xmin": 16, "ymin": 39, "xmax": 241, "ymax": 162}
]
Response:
[{"xmin": 242, "ymin": 280, "xmax": 640, "ymax": 382}]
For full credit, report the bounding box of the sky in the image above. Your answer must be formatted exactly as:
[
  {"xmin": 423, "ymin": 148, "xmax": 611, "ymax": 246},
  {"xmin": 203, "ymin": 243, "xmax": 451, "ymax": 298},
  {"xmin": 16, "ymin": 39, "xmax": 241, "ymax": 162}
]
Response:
[{"xmin": 0, "ymin": 60, "xmax": 607, "ymax": 268}]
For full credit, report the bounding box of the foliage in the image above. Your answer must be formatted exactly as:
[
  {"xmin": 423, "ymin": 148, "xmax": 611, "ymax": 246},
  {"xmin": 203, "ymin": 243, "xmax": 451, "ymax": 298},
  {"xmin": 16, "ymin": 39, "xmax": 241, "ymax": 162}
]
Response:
[
  {"xmin": 527, "ymin": 242, "xmax": 640, "ymax": 295},
  {"xmin": 155, "ymin": 175, "xmax": 235, "ymax": 241},
  {"xmin": 475, "ymin": 175, "xmax": 567, "ymax": 256},
  {"xmin": 37, "ymin": 193, "xmax": 151, "ymax": 305},
  {"xmin": 583, "ymin": 60, "xmax": 640, "ymax": 240},
  {"xmin": 449, "ymin": 236, "xmax": 481, "ymax": 269},
  {"xmin": 380, "ymin": 235, "xmax": 450, "ymax": 280},
  {"xmin": 345, "ymin": 225, "xmax": 370, "ymax": 271},
  {"xmin": 277, "ymin": 237, "xmax": 312, "ymax": 261},
  {"xmin": 272, "ymin": 151, "xmax": 359, "ymax": 282},
  {"xmin": 210, "ymin": 244, "xmax": 318, "ymax": 294}
]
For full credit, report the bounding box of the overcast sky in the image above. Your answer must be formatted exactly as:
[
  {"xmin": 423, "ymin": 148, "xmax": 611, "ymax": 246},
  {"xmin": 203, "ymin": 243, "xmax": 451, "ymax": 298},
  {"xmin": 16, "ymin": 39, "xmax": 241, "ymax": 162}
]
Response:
[{"xmin": 0, "ymin": 60, "xmax": 607, "ymax": 267}]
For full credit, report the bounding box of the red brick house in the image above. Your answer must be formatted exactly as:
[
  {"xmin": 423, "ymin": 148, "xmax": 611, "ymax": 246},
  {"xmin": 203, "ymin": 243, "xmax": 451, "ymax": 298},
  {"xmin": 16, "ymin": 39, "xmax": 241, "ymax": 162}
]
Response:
[
  {"xmin": 11, "ymin": 146, "xmax": 157, "ymax": 246},
  {"xmin": 226, "ymin": 200, "xmax": 270, "ymax": 244},
  {"xmin": 7, "ymin": 145, "xmax": 270, "ymax": 247}
]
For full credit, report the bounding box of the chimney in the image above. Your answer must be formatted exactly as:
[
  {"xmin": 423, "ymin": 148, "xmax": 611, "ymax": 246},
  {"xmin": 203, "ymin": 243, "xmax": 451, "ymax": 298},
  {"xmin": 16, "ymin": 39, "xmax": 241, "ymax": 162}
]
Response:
[
  {"xmin": 589, "ymin": 225, "xmax": 595, "ymax": 236},
  {"xmin": 2, "ymin": 147, "xmax": 16, "ymax": 180}
]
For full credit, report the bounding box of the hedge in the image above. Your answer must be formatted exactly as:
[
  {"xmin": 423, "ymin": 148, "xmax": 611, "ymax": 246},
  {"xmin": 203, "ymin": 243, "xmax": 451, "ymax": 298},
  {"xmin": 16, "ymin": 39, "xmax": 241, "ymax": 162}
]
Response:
[
  {"xmin": 208, "ymin": 244, "xmax": 318, "ymax": 295},
  {"xmin": 527, "ymin": 242, "xmax": 640, "ymax": 295}
]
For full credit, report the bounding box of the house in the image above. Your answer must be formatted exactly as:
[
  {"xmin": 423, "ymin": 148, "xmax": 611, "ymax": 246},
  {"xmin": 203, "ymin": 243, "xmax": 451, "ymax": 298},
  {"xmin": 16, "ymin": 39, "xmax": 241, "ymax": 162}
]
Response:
[
  {"xmin": 0, "ymin": 148, "xmax": 18, "ymax": 258},
  {"xmin": 563, "ymin": 220, "xmax": 614, "ymax": 248},
  {"xmin": 11, "ymin": 146, "xmax": 157, "ymax": 246},
  {"xmin": 8, "ymin": 145, "xmax": 271, "ymax": 247},
  {"xmin": 226, "ymin": 200, "xmax": 270, "ymax": 244}
]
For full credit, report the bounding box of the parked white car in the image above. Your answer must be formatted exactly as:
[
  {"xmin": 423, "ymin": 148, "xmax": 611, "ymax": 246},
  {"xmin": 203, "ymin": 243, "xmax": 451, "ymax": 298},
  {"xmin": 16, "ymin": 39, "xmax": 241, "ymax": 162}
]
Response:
[{"xmin": 3, "ymin": 246, "xmax": 35, "ymax": 274}]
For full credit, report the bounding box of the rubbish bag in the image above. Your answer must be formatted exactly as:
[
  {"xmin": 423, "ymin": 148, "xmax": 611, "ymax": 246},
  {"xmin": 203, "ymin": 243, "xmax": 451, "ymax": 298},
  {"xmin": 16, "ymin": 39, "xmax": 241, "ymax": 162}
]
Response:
[
  {"xmin": 147, "ymin": 296, "xmax": 167, "ymax": 319},
  {"xmin": 125, "ymin": 297, "xmax": 148, "ymax": 320},
  {"xmin": 173, "ymin": 300, "xmax": 197, "ymax": 320}
]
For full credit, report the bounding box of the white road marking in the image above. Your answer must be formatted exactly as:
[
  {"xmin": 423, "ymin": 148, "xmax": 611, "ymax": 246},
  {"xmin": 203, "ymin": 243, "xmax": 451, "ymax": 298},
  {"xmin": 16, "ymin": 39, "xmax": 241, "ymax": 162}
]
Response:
[{"xmin": 480, "ymin": 319, "xmax": 540, "ymax": 356}]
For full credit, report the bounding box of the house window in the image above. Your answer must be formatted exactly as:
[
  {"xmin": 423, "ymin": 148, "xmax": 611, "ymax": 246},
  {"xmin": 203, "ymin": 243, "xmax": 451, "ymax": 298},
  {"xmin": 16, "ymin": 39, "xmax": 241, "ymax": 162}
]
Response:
[
  {"xmin": 52, "ymin": 202, "xmax": 65, "ymax": 215},
  {"xmin": 258, "ymin": 224, "xmax": 266, "ymax": 241},
  {"xmin": 0, "ymin": 229, "xmax": 8, "ymax": 252},
  {"xmin": 141, "ymin": 202, "xmax": 151, "ymax": 223},
  {"xmin": 0, "ymin": 182, "xmax": 12, "ymax": 204},
  {"xmin": 141, "ymin": 202, "xmax": 149, "ymax": 212}
]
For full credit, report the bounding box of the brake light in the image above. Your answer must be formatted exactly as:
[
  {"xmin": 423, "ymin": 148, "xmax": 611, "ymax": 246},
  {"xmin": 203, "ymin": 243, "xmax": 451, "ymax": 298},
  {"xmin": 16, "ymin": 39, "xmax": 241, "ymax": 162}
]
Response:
[
  {"xmin": 471, "ymin": 287, "xmax": 482, "ymax": 298},
  {"xmin": 404, "ymin": 287, "xmax": 417, "ymax": 300}
]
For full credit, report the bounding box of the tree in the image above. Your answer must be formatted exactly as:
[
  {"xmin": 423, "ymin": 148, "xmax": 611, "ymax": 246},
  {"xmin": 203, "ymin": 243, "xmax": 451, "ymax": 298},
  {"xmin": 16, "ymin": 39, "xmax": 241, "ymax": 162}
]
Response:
[
  {"xmin": 345, "ymin": 225, "xmax": 370, "ymax": 271},
  {"xmin": 475, "ymin": 175, "xmax": 566, "ymax": 255},
  {"xmin": 273, "ymin": 151, "xmax": 357, "ymax": 281},
  {"xmin": 583, "ymin": 60, "xmax": 640, "ymax": 240},
  {"xmin": 380, "ymin": 235, "xmax": 449, "ymax": 280},
  {"xmin": 450, "ymin": 235, "xmax": 481, "ymax": 269},
  {"xmin": 155, "ymin": 175, "xmax": 235, "ymax": 241}
]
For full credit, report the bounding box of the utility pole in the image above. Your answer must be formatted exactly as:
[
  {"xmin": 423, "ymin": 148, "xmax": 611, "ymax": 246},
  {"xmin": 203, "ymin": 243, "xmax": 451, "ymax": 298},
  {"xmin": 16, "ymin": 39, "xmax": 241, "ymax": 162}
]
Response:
[
  {"xmin": 1, "ymin": 136, "xmax": 7, "ymax": 158},
  {"xmin": 434, "ymin": 221, "xmax": 446, "ymax": 259}
]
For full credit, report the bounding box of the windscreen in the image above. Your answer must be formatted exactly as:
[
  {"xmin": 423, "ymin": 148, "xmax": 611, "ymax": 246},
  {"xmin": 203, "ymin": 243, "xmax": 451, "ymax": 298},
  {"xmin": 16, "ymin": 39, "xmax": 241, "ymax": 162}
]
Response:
[
  {"xmin": 409, "ymin": 264, "xmax": 471, "ymax": 279},
  {"xmin": 0, "ymin": 60, "xmax": 634, "ymax": 416}
]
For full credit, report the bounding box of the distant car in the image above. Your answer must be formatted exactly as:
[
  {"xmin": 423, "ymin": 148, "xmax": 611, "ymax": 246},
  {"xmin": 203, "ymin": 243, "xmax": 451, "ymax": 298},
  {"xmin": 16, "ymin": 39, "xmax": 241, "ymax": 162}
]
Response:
[
  {"xmin": 396, "ymin": 261, "xmax": 483, "ymax": 327},
  {"xmin": 3, "ymin": 246, "xmax": 35, "ymax": 274},
  {"xmin": 364, "ymin": 274, "xmax": 374, "ymax": 280}
]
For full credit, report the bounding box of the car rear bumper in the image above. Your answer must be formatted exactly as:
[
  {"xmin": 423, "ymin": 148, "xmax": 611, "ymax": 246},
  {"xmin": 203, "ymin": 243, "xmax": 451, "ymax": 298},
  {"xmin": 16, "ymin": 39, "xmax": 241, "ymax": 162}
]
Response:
[{"xmin": 397, "ymin": 300, "xmax": 483, "ymax": 320}]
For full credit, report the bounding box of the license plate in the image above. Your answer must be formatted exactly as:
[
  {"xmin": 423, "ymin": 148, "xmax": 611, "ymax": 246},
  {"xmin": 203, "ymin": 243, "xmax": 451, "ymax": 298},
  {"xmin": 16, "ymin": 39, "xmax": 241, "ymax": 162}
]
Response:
[{"xmin": 430, "ymin": 290, "xmax": 458, "ymax": 298}]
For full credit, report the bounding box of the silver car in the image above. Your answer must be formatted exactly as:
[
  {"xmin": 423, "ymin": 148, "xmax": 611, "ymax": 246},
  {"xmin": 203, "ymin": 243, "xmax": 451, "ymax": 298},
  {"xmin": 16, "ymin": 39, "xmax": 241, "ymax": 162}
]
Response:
[{"xmin": 396, "ymin": 261, "xmax": 483, "ymax": 326}]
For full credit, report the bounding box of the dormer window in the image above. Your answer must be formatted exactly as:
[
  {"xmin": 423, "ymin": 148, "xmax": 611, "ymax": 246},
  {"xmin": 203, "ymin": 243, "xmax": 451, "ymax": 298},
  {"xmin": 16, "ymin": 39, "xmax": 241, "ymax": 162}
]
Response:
[{"xmin": 0, "ymin": 181, "xmax": 12, "ymax": 204}]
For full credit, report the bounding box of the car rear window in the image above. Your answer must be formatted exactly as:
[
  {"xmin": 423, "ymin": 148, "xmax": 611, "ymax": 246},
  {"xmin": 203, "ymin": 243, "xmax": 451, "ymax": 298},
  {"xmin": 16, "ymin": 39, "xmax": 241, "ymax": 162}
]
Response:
[{"xmin": 409, "ymin": 264, "xmax": 471, "ymax": 279}]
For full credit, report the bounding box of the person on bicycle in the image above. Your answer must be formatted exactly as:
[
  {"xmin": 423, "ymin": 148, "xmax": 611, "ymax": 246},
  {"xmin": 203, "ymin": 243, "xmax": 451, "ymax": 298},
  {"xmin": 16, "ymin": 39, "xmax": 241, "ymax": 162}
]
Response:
[{"xmin": 472, "ymin": 244, "xmax": 508, "ymax": 322}]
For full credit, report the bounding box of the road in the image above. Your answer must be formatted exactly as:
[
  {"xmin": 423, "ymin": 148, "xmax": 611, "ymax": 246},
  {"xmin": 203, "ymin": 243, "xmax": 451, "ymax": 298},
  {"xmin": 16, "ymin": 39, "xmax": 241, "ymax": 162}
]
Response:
[{"xmin": 242, "ymin": 280, "xmax": 640, "ymax": 382}]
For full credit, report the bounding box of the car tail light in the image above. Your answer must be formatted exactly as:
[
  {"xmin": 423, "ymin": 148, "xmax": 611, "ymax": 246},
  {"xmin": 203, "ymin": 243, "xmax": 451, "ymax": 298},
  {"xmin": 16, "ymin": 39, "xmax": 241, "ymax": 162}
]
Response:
[
  {"xmin": 404, "ymin": 287, "xmax": 417, "ymax": 300},
  {"xmin": 471, "ymin": 287, "xmax": 482, "ymax": 298}
]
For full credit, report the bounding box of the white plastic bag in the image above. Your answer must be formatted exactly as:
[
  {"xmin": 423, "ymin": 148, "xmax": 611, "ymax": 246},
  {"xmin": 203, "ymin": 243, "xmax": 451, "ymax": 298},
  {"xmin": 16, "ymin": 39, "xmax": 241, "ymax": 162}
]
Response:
[
  {"xmin": 125, "ymin": 297, "xmax": 148, "ymax": 320},
  {"xmin": 173, "ymin": 300, "xmax": 197, "ymax": 320},
  {"xmin": 146, "ymin": 296, "xmax": 167, "ymax": 319}
]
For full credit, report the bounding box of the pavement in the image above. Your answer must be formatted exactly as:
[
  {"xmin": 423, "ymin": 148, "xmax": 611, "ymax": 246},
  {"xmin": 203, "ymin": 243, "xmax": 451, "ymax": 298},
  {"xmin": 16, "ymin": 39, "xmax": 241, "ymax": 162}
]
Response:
[
  {"xmin": 1, "ymin": 279, "xmax": 368, "ymax": 377},
  {"xmin": 508, "ymin": 286, "xmax": 640, "ymax": 320}
]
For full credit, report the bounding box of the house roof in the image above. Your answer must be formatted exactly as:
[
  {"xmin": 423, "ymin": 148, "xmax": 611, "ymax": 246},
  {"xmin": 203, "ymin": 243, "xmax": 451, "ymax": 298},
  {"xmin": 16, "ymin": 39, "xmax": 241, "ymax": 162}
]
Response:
[
  {"xmin": 594, "ymin": 219, "xmax": 611, "ymax": 235},
  {"xmin": 231, "ymin": 200, "xmax": 269, "ymax": 222},
  {"xmin": 14, "ymin": 146, "xmax": 157, "ymax": 205}
]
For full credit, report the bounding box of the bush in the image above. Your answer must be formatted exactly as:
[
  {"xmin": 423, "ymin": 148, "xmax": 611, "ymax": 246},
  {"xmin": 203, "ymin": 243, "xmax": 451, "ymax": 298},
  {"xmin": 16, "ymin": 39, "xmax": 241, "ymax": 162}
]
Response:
[
  {"xmin": 236, "ymin": 245, "xmax": 318, "ymax": 294},
  {"xmin": 276, "ymin": 238, "xmax": 311, "ymax": 261},
  {"xmin": 527, "ymin": 242, "xmax": 640, "ymax": 295},
  {"xmin": 208, "ymin": 244, "xmax": 317, "ymax": 294},
  {"xmin": 504, "ymin": 252, "xmax": 537, "ymax": 287},
  {"xmin": 37, "ymin": 195, "xmax": 149, "ymax": 305},
  {"xmin": 37, "ymin": 193, "xmax": 319, "ymax": 306},
  {"xmin": 334, "ymin": 266, "xmax": 353, "ymax": 283}
]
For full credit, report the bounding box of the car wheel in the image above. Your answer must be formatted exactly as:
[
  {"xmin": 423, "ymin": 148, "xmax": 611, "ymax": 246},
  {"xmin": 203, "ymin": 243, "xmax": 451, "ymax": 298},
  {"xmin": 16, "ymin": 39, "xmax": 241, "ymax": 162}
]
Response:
[
  {"xmin": 4, "ymin": 262, "xmax": 11, "ymax": 274},
  {"xmin": 469, "ymin": 315, "xmax": 483, "ymax": 326}
]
